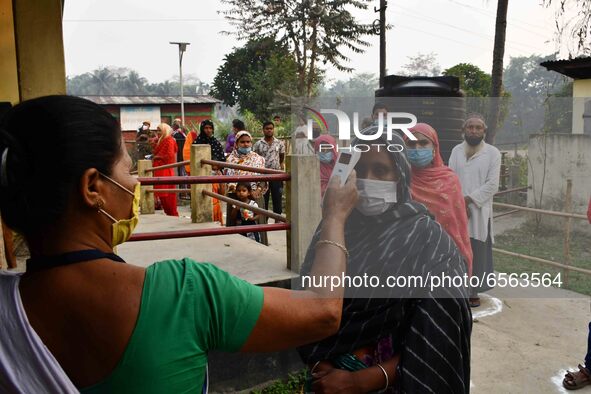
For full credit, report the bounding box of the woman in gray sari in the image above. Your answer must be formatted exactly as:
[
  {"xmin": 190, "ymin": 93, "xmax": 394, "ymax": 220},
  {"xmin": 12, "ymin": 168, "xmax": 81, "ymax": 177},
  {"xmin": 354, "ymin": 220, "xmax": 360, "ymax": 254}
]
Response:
[{"xmin": 298, "ymin": 130, "xmax": 472, "ymax": 393}]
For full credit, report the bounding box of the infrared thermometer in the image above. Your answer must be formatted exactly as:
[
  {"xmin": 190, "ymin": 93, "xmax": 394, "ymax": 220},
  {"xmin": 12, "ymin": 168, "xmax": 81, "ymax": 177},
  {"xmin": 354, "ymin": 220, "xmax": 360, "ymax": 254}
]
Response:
[{"xmin": 330, "ymin": 151, "xmax": 361, "ymax": 186}]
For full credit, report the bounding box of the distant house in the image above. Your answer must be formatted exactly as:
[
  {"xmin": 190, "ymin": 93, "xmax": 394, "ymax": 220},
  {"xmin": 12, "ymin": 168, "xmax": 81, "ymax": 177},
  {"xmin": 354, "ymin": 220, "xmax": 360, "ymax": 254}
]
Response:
[
  {"xmin": 80, "ymin": 95, "xmax": 221, "ymax": 140},
  {"xmin": 540, "ymin": 57, "xmax": 591, "ymax": 135}
]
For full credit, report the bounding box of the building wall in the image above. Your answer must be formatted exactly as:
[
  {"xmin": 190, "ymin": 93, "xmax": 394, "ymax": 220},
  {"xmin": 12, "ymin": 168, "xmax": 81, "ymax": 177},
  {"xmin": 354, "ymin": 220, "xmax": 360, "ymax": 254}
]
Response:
[
  {"xmin": 1, "ymin": 0, "xmax": 66, "ymax": 104},
  {"xmin": 573, "ymin": 79, "xmax": 591, "ymax": 134},
  {"xmin": 102, "ymin": 103, "xmax": 216, "ymax": 131},
  {"xmin": 159, "ymin": 103, "xmax": 215, "ymax": 130},
  {"xmin": 527, "ymin": 133, "xmax": 591, "ymax": 232},
  {"xmin": 0, "ymin": 0, "xmax": 19, "ymax": 105}
]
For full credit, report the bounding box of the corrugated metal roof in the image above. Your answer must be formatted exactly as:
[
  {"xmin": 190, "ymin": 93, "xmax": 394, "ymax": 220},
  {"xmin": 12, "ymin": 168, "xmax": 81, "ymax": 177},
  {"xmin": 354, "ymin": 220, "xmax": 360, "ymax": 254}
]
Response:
[
  {"xmin": 540, "ymin": 57, "xmax": 591, "ymax": 79},
  {"xmin": 79, "ymin": 95, "xmax": 221, "ymax": 105}
]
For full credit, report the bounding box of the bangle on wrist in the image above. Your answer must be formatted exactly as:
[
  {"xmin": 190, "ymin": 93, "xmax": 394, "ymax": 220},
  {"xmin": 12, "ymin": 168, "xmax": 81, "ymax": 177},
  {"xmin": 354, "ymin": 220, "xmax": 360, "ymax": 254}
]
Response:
[
  {"xmin": 315, "ymin": 239, "xmax": 349, "ymax": 259},
  {"xmin": 376, "ymin": 363, "xmax": 389, "ymax": 393}
]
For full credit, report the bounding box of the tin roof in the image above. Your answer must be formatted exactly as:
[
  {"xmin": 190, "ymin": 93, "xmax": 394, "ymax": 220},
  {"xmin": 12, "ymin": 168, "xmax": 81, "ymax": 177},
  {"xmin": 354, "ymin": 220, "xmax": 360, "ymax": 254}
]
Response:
[
  {"xmin": 79, "ymin": 95, "xmax": 221, "ymax": 105},
  {"xmin": 540, "ymin": 57, "xmax": 591, "ymax": 79}
]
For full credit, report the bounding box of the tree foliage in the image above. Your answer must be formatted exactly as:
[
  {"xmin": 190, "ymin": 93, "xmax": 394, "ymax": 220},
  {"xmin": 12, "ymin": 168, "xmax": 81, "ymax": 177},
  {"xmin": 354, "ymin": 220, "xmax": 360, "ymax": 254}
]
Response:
[
  {"xmin": 66, "ymin": 67, "xmax": 210, "ymax": 96},
  {"xmin": 443, "ymin": 63, "xmax": 491, "ymax": 97},
  {"xmin": 501, "ymin": 53, "xmax": 572, "ymax": 141},
  {"xmin": 543, "ymin": 0, "xmax": 591, "ymax": 56},
  {"xmin": 398, "ymin": 53, "xmax": 441, "ymax": 77},
  {"xmin": 320, "ymin": 72, "xmax": 379, "ymax": 98},
  {"xmin": 220, "ymin": 0, "xmax": 377, "ymax": 96},
  {"xmin": 211, "ymin": 38, "xmax": 299, "ymax": 120},
  {"xmin": 444, "ymin": 62, "xmax": 510, "ymax": 137}
]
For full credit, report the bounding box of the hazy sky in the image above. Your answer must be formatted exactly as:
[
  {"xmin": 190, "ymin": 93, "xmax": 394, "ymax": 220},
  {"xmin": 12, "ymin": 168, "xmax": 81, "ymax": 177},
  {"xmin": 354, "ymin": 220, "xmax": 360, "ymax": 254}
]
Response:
[{"xmin": 62, "ymin": 0, "xmax": 563, "ymax": 86}]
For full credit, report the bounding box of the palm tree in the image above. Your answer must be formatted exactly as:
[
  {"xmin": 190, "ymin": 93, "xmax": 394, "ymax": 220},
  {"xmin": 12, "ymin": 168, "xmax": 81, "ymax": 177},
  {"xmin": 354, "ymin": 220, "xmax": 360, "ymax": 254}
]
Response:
[
  {"xmin": 89, "ymin": 67, "xmax": 116, "ymax": 95},
  {"xmin": 487, "ymin": 0, "xmax": 509, "ymax": 144},
  {"xmin": 125, "ymin": 71, "xmax": 148, "ymax": 95}
]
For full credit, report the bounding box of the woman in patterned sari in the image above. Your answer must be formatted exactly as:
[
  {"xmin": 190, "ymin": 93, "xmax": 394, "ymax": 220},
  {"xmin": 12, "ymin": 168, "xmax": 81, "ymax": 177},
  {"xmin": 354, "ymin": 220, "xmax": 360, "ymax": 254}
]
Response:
[
  {"xmin": 298, "ymin": 130, "xmax": 472, "ymax": 393},
  {"xmin": 225, "ymin": 131, "xmax": 267, "ymax": 226}
]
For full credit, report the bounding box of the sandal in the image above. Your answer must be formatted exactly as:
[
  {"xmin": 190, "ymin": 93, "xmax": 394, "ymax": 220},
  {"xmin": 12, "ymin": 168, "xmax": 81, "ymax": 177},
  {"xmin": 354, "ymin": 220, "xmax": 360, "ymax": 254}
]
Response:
[
  {"xmin": 469, "ymin": 297, "xmax": 480, "ymax": 308},
  {"xmin": 563, "ymin": 364, "xmax": 591, "ymax": 390}
]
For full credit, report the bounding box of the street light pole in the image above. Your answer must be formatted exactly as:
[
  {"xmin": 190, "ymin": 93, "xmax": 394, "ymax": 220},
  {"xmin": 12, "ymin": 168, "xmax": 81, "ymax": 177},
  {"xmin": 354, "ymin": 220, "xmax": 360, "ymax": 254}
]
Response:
[{"xmin": 170, "ymin": 42, "xmax": 190, "ymax": 127}]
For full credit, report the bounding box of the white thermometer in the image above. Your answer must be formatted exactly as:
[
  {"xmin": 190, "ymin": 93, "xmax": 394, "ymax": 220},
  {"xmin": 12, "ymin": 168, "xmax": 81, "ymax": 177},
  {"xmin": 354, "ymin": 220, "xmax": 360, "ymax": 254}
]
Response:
[{"xmin": 330, "ymin": 151, "xmax": 361, "ymax": 186}]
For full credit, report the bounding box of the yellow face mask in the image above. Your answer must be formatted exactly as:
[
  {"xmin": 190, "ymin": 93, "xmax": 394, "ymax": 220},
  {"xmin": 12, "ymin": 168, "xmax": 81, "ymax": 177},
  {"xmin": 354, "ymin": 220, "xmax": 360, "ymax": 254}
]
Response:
[{"xmin": 98, "ymin": 174, "xmax": 140, "ymax": 247}]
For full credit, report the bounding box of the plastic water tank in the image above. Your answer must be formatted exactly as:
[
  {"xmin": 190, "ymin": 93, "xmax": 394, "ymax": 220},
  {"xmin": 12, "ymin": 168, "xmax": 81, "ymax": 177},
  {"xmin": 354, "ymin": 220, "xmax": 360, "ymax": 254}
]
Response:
[{"xmin": 375, "ymin": 75, "xmax": 465, "ymax": 163}]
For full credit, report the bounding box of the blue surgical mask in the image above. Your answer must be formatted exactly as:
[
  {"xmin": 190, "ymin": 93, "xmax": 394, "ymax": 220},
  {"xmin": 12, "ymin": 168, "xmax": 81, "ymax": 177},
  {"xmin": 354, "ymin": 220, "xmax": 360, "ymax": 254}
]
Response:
[
  {"xmin": 407, "ymin": 148, "xmax": 434, "ymax": 168},
  {"xmin": 318, "ymin": 151, "xmax": 333, "ymax": 164},
  {"xmin": 238, "ymin": 147, "xmax": 251, "ymax": 155}
]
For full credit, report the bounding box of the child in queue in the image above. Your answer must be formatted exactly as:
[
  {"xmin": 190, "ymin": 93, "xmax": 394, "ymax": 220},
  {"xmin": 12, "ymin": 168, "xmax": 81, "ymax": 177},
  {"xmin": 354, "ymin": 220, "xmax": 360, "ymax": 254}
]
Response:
[{"xmin": 232, "ymin": 182, "xmax": 261, "ymax": 243}]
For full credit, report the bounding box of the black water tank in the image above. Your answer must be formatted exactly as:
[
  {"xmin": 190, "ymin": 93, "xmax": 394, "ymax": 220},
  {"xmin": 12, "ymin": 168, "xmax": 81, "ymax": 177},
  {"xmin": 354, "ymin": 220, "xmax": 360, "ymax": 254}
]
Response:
[{"xmin": 375, "ymin": 75, "xmax": 465, "ymax": 163}]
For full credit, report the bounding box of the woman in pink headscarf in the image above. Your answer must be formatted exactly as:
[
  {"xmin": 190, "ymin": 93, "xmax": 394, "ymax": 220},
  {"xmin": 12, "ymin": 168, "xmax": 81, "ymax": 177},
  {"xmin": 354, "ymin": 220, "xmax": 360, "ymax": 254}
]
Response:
[
  {"xmin": 314, "ymin": 134, "xmax": 338, "ymax": 197},
  {"xmin": 405, "ymin": 123, "xmax": 473, "ymax": 274}
]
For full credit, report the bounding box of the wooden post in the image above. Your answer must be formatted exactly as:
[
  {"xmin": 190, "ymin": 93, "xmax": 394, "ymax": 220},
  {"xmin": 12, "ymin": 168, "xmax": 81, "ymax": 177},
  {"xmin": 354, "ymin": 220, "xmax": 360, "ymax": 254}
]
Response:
[
  {"xmin": 191, "ymin": 145, "xmax": 213, "ymax": 223},
  {"xmin": 289, "ymin": 154, "xmax": 321, "ymax": 273},
  {"xmin": 138, "ymin": 160, "xmax": 154, "ymax": 214},
  {"xmin": 563, "ymin": 179, "xmax": 572, "ymax": 286}
]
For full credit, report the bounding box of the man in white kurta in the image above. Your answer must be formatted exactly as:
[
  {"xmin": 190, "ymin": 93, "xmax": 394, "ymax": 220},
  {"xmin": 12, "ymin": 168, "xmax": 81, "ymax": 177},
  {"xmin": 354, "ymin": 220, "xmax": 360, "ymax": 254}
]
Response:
[{"xmin": 449, "ymin": 115, "xmax": 501, "ymax": 307}]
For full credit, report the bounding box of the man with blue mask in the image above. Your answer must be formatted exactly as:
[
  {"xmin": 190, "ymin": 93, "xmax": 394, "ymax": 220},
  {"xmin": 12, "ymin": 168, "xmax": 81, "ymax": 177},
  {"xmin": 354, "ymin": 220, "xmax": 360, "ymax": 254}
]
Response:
[{"xmin": 449, "ymin": 114, "xmax": 501, "ymax": 308}]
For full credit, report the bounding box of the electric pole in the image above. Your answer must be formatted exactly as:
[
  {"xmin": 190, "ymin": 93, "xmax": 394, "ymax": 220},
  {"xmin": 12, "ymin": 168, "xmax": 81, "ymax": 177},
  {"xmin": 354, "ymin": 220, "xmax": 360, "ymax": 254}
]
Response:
[{"xmin": 375, "ymin": 0, "xmax": 388, "ymax": 87}]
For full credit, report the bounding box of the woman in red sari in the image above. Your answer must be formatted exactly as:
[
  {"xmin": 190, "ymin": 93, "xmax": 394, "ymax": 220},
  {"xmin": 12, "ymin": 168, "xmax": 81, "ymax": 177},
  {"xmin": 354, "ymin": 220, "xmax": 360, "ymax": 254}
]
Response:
[
  {"xmin": 151, "ymin": 123, "xmax": 179, "ymax": 216},
  {"xmin": 405, "ymin": 123, "xmax": 473, "ymax": 274}
]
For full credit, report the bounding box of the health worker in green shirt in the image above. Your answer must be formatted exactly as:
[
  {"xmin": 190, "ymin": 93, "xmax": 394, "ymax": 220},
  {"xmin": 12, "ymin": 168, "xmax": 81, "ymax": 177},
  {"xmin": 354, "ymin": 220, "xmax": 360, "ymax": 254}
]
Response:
[{"xmin": 0, "ymin": 95, "xmax": 358, "ymax": 394}]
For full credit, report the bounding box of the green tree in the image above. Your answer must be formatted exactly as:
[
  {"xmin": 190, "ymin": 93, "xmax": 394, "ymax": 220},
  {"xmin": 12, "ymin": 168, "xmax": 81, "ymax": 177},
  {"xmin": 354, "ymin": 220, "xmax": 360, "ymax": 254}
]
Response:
[
  {"xmin": 211, "ymin": 38, "xmax": 299, "ymax": 120},
  {"xmin": 220, "ymin": 0, "xmax": 376, "ymax": 97},
  {"xmin": 501, "ymin": 53, "xmax": 570, "ymax": 142},
  {"xmin": 443, "ymin": 63, "xmax": 491, "ymax": 96},
  {"xmin": 444, "ymin": 62, "xmax": 510, "ymax": 136},
  {"xmin": 88, "ymin": 67, "xmax": 116, "ymax": 95},
  {"xmin": 321, "ymin": 72, "xmax": 379, "ymax": 98},
  {"xmin": 124, "ymin": 70, "xmax": 148, "ymax": 95}
]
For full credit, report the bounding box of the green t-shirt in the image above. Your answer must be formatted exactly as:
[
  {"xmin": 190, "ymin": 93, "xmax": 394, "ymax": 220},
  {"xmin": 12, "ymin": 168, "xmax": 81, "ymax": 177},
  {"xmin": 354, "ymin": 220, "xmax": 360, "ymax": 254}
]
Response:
[{"xmin": 80, "ymin": 258, "xmax": 264, "ymax": 394}]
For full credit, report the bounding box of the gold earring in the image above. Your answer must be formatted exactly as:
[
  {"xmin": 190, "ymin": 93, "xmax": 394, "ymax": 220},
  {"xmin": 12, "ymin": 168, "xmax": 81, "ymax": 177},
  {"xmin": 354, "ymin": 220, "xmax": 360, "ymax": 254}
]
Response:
[{"xmin": 95, "ymin": 199, "xmax": 104, "ymax": 211}]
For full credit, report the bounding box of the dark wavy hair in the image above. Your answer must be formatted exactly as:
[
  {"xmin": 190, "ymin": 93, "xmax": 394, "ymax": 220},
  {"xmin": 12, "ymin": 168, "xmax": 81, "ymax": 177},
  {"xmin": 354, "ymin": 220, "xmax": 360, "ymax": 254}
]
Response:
[{"xmin": 0, "ymin": 95, "xmax": 122, "ymax": 235}]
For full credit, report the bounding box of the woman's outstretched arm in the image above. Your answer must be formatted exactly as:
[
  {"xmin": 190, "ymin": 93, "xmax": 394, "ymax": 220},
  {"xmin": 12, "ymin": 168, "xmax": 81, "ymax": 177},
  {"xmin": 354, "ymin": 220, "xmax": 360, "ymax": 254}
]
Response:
[{"xmin": 241, "ymin": 172, "xmax": 358, "ymax": 352}]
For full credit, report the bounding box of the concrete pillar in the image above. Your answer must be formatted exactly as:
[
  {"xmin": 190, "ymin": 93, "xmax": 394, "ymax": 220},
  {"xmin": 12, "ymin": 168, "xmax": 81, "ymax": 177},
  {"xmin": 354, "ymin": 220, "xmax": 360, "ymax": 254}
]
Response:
[
  {"xmin": 12, "ymin": 0, "xmax": 66, "ymax": 100},
  {"xmin": 138, "ymin": 160, "xmax": 154, "ymax": 214},
  {"xmin": 191, "ymin": 145, "xmax": 213, "ymax": 223},
  {"xmin": 289, "ymin": 154, "xmax": 321, "ymax": 273}
]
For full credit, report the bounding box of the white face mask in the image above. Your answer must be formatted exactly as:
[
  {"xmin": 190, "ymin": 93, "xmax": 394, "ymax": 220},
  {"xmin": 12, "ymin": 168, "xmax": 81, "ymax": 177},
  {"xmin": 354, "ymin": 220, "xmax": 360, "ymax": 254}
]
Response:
[{"xmin": 355, "ymin": 178, "xmax": 397, "ymax": 216}]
